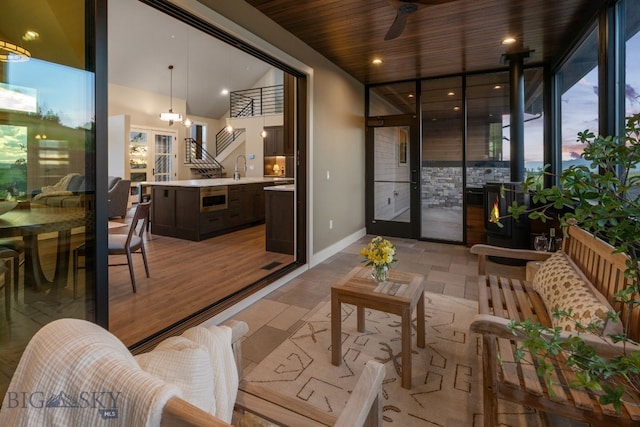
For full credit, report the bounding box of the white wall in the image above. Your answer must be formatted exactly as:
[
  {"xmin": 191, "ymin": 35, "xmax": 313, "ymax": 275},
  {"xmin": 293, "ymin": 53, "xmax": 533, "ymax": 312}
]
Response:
[
  {"xmin": 108, "ymin": 83, "xmax": 223, "ymax": 180},
  {"xmin": 107, "ymin": 114, "xmax": 128, "ymax": 178}
]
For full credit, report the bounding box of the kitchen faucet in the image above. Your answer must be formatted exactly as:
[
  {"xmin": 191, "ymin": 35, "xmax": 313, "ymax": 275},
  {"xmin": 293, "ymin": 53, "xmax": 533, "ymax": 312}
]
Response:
[{"xmin": 233, "ymin": 154, "xmax": 247, "ymax": 180}]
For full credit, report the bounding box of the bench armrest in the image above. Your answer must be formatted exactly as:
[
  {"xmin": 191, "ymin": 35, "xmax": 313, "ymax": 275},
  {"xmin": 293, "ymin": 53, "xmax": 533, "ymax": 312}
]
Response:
[
  {"xmin": 470, "ymin": 244, "xmax": 552, "ymax": 275},
  {"xmin": 335, "ymin": 360, "xmax": 385, "ymax": 427},
  {"xmin": 237, "ymin": 360, "xmax": 385, "ymax": 427},
  {"xmin": 225, "ymin": 320, "xmax": 249, "ymax": 378},
  {"xmin": 470, "ymin": 314, "xmax": 640, "ymax": 360},
  {"xmin": 161, "ymin": 397, "xmax": 232, "ymax": 427}
]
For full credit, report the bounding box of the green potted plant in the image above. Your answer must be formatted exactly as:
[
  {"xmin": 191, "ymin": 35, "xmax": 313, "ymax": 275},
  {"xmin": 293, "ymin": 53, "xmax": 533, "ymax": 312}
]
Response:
[{"xmin": 495, "ymin": 113, "xmax": 640, "ymax": 412}]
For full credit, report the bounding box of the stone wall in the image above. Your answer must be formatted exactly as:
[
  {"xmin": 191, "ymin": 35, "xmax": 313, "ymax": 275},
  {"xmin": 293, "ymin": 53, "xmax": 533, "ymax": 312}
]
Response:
[{"xmin": 421, "ymin": 161, "xmax": 511, "ymax": 208}]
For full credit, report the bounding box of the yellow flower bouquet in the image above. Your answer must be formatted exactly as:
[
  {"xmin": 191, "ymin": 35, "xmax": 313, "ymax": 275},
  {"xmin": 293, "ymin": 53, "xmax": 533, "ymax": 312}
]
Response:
[{"xmin": 360, "ymin": 236, "xmax": 397, "ymax": 283}]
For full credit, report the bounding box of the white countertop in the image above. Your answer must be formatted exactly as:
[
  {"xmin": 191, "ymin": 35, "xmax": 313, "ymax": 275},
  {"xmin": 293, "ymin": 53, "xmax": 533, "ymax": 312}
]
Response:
[
  {"xmin": 140, "ymin": 177, "xmax": 293, "ymax": 188},
  {"xmin": 264, "ymin": 184, "xmax": 294, "ymax": 191}
]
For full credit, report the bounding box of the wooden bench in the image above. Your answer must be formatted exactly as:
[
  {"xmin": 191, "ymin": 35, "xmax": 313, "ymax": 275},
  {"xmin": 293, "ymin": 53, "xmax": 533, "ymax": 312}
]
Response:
[{"xmin": 469, "ymin": 225, "xmax": 640, "ymax": 426}]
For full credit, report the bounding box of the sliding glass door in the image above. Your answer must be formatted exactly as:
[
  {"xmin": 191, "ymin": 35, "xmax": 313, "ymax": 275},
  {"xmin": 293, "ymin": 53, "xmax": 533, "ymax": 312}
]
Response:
[{"xmin": 421, "ymin": 77, "xmax": 464, "ymax": 242}]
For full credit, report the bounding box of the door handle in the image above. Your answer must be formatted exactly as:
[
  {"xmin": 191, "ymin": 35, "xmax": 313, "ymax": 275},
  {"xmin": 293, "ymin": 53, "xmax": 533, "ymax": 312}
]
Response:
[{"xmin": 410, "ymin": 169, "xmax": 418, "ymax": 185}]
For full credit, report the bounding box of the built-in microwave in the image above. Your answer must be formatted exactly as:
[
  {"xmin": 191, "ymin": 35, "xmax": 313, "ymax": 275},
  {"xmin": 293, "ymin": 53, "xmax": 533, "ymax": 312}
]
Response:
[{"xmin": 200, "ymin": 186, "xmax": 228, "ymax": 212}]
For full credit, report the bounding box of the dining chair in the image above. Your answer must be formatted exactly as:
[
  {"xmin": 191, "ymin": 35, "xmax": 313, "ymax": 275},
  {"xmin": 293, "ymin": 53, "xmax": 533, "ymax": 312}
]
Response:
[
  {"xmin": 0, "ymin": 238, "xmax": 24, "ymax": 303},
  {"xmin": 108, "ymin": 201, "xmax": 151, "ymax": 292},
  {"xmin": 0, "ymin": 257, "xmax": 12, "ymax": 321}
]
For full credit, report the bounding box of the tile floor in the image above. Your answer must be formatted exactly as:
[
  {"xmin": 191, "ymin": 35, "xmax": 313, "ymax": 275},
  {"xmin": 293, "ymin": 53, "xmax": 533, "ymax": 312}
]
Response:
[
  {"xmin": 228, "ymin": 234, "xmax": 525, "ymax": 378},
  {"xmin": 227, "ymin": 235, "xmax": 586, "ymax": 426}
]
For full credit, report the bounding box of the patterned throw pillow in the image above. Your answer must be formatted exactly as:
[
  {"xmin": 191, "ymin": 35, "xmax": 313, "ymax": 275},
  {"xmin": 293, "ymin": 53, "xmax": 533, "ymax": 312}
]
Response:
[{"xmin": 532, "ymin": 251, "xmax": 618, "ymax": 334}]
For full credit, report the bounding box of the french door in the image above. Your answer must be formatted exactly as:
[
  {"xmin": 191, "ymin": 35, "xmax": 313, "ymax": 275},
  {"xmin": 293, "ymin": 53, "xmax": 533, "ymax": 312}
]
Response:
[
  {"xmin": 365, "ymin": 116, "xmax": 420, "ymax": 238},
  {"xmin": 128, "ymin": 127, "xmax": 177, "ymax": 203},
  {"xmin": 153, "ymin": 133, "xmax": 174, "ymax": 182}
]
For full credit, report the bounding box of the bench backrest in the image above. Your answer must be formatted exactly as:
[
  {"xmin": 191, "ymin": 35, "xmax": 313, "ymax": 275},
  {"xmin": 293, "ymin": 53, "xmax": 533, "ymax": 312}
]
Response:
[{"xmin": 563, "ymin": 225, "xmax": 640, "ymax": 341}]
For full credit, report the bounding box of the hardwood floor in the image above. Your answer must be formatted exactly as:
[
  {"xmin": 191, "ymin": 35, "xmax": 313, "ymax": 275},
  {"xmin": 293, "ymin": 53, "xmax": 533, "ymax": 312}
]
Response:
[
  {"xmin": 0, "ymin": 217, "xmax": 293, "ymax": 400},
  {"xmin": 106, "ymin": 223, "xmax": 295, "ymax": 347}
]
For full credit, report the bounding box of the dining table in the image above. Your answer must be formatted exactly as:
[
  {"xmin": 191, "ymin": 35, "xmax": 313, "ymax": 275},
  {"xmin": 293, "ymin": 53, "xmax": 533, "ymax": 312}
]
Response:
[{"xmin": 0, "ymin": 204, "xmax": 87, "ymax": 302}]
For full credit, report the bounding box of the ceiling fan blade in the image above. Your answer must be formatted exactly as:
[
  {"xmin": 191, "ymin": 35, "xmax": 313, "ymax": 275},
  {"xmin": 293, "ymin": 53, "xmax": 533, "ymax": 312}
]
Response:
[
  {"xmin": 384, "ymin": 3, "xmax": 418, "ymax": 41},
  {"xmin": 384, "ymin": 11, "xmax": 408, "ymax": 41}
]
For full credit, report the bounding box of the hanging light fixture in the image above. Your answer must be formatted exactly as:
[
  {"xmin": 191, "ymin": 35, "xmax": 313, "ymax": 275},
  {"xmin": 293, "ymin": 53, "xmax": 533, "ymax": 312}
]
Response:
[
  {"xmin": 0, "ymin": 40, "xmax": 31, "ymax": 62},
  {"xmin": 159, "ymin": 65, "xmax": 182, "ymax": 125},
  {"xmin": 182, "ymin": 32, "xmax": 192, "ymax": 128},
  {"xmin": 261, "ymin": 115, "xmax": 267, "ymax": 138}
]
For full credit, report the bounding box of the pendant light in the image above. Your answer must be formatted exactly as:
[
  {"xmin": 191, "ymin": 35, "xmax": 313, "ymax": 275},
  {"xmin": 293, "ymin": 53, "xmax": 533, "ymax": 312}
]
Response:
[
  {"xmin": 0, "ymin": 40, "xmax": 31, "ymax": 62},
  {"xmin": 182, "ymin": 32, "xmax": 192, "ymax": 128},
  {"xmin": 159, "ymin": 65, "xmax": 182, "ymax": 125}
]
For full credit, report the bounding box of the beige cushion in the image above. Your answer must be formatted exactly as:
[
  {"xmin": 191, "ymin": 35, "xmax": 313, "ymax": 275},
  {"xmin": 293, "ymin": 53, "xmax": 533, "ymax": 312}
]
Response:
[
  {"xmin": 135, "ymin": 336, "xmax": 215, "ymax": 414},
  {"xmin": 532, "ymin": 251, "xmax": 621, "ymax": 335}
]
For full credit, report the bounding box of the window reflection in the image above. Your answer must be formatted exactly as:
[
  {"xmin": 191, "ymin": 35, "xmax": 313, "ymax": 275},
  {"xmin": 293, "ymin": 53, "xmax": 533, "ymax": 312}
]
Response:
[
  {"xmin": 369, "ymin": 82, "xmax": 417, "ymax": 116},
  {"xmin": 625, "ymin": 0, "xmax": 640, "ymax": 118},
  {"xmin": 0, "ymin": 0, "xmax": 95, "ymax": 399},
  {"xmin": 557, "ymin": 26, "xmax": 599, "ymax": 172},
  {"xmin": 466, "ymin": 72, "xmax": 511, "ymax": 187},
  {"xmin": 421, "ymin": 76, "xmax": 463, "ymax": 241}
]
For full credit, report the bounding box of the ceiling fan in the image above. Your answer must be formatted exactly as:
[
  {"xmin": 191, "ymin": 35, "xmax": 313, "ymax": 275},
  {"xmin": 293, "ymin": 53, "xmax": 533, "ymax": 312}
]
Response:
[{"xmin": 384, "ymin": 0, "xmax": 457, "ymax": 41}]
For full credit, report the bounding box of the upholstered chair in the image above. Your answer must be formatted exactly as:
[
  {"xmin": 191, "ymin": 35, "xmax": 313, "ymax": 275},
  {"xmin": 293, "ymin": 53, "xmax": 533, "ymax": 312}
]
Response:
[{"xmin": 108, "ymin": 177, "xmax": 131, "ymax": 219}]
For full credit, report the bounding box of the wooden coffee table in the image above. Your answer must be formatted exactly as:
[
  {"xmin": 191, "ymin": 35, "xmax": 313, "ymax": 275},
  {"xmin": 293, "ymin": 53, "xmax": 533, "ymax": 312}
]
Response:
[{"xmin": 331, "ymin": 266, "xmax": 425, "ymax": 389}]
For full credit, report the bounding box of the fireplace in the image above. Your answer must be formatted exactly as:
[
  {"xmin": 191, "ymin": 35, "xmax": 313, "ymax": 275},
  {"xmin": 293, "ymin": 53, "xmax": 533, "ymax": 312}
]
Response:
[{"xmin": 484, "ymin": 182, "xmax": 530, "ymax": 253}]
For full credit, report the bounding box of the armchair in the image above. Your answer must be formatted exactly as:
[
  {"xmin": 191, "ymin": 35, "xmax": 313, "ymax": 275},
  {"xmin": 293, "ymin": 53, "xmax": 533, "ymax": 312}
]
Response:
[
  {"xmin": 0, "ymin": 316, "xmax": 384, "ymax": 427},
  {"xmin": 108, "ymin": 177, "xmax": 131, "ymax": 219}
]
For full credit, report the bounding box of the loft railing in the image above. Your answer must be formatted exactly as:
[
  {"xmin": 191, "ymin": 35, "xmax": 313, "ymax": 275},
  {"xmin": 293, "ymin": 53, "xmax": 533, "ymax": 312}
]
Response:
[
  {"xmin": 230, "ymin": 84, "xmax": 283, "ymax": 118},
  {"xmin": 215, "ymin": 127, "xmax": 245, "ymax": 156},
  {"xmin": 185, "ymin": 138, "xmax": 224, "ymax": 178}
]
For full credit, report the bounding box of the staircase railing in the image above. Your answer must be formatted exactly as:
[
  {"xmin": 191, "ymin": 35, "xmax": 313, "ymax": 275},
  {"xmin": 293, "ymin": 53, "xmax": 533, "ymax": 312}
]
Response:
[
  {"xmin": 230, "ymin": 85, "xmax": 283, "ymax": 118},
  {"xmin": 215, "ymin": 127, "xmax": 245, "ymax": 157},
  {"xmin": 216, "ymin": 84, "xmax": 283, "ymax": 155},
  {"xmin": 185, "ymin": 138, "xmax": 224, "ymax": 178}
]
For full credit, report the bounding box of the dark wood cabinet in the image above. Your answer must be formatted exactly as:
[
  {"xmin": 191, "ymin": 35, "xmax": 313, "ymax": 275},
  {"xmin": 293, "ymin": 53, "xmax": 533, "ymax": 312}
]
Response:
[
  {"xmin": 265, "ymin": 188, "xmax": 294, "ymax": 254},
  {"xmin": 466, "ymin": 205, "xmax": 486, "ymax": 247},
  {"xmin": 264, "ymin": 126, "xmax": 285, "ymax": 156},
  {"xmin": 152, "ymin": 186, "xmax": 199, "ymax": 240},
  {"xmin": 151, "ymin": 183, "xmax": 273, "ymax": 241}
]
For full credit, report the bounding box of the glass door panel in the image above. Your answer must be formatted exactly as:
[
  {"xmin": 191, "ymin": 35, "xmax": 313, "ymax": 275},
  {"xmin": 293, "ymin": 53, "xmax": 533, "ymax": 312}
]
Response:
[
  {"xmin": 373, "ymin": 126, "xmax": 411, "ymax": 223},
  {"xmin": 421, "ymin": 77, "xmax": 464, "ymax": 242},
  {"xmin": 154, "ymin": 133, "xmax": 174, "ymax": 182},
  {"xmin": 367, "ymin": 119, "xmax": 419, "ymax": 238}
]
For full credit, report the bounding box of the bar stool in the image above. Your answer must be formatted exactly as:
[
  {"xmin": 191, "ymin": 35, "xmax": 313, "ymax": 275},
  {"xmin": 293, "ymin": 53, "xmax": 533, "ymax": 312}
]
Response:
[{"xmin": 0, "ymin": 238, "xmax": 24, "ymax": 303}]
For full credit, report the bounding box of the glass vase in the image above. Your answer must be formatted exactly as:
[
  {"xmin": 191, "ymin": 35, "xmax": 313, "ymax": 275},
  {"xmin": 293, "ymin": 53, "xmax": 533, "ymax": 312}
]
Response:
[{"xmin": 371, "ymin": 265, "xmax": 389, "ymax": 283}]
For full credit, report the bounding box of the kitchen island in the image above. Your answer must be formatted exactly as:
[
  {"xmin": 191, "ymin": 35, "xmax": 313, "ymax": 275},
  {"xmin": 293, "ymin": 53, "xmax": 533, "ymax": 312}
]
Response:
[{"xmin": 146, "ymin": 177, "xmax": 292, "ymax": 241}]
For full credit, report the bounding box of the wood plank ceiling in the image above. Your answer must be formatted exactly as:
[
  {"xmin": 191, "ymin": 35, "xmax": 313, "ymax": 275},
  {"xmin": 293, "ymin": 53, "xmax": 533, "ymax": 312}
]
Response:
[{"xmin": 245, "ymin": 0, "xmax": 606, "ymax": 86}]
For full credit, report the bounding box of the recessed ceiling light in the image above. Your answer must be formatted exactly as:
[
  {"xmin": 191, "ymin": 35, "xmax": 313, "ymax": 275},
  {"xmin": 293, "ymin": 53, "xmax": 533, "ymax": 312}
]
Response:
[
  {"xmin": 221, "ymin": 89, "xmax": 229, "ymax": 96},
  {"xmin": 408, "ymin": 94, "xmax": 414, "ymax": 98},
  {"xmin": 493, "ymin": 85, "xmax": 502, "ymax": 90},
  {"xmin": 22, "ymin": 31, "xmax": 39, "ymax": 42},
  {"xmin": 502, "ymin": 37, "xmax": 516, "ymax": 45},
  {"xmin": 447, "ymin": 91, "xmax": 455, "ymax": 96},
  {"xmin": 453, "ymin": 106, "xmax": 460, "ymax": 111},
  {"xmin": 372, "ymin": 58, "xmax": 383, "ymax": 65}
]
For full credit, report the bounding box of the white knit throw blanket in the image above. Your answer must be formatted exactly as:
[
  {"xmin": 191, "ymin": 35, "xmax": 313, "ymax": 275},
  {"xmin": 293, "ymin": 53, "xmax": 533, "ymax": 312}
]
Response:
[
  {"xmin": 0, "ymin": 319, "xmax": 181, "ymax": 427},
  {"xmin": 182, "ymin": 325, "xmax": 238, "ymax": 424}
]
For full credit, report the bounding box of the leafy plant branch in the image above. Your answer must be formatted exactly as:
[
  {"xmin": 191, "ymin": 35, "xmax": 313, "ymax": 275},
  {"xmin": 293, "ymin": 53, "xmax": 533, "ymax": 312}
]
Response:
[{"xmin": 492, "ymin": 112, "xmax": 640, "ymax": 411}]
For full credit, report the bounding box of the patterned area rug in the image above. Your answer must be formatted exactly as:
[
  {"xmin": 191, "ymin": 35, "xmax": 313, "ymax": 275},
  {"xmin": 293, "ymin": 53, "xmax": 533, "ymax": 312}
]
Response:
[{"xmin": 242, "ymin": 292, "xmax": 541, "ymax": 426}]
